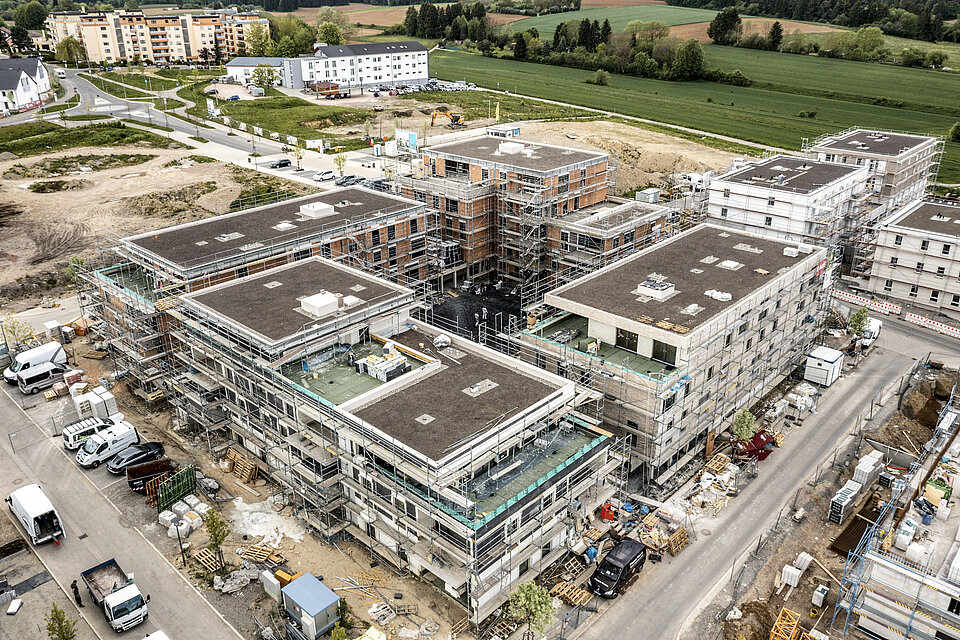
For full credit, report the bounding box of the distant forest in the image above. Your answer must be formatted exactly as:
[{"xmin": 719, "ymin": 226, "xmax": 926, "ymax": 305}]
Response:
[{"xmin": 666, "ymin": 0, "xmax": 959, "ymax": 41}]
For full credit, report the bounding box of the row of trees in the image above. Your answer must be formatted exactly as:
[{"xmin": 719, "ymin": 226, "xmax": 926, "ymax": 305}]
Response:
[
  {"xmin": 670, "ymin": 0, "xmax": 960, "ymax": 43},
  {"xmin": 707, "ymin": 7, "xmax": 954, "ymax": 66},
  {"xmin": 497, "ymin": 19, "xmax": 709, "ymax": 81},
  {"xmin": 243, "ymin": 8, "xmax": 348, "ymax": 58},
  {"xmin": 488, "ymin": 0, "xmax": 580, "ymax": 17},
  {"xmin": 392, "ymin": 1, "xmax": 489, "ymax": 40}
]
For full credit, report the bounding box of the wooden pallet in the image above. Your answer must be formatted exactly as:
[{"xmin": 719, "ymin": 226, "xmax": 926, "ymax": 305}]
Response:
[
  {"xmin": 194, "ymin": 548, "xmax": 224, "ymax": 573},
  {"xmin": 772, "ymin": 432, "xmax": 785, "ymax": 447},
  {"xmin": 451, "ymin": 617, "xmax": 469, "ymax": 635},
  {"xmin": 640, "ymin": 530, "xmax": 668, "ymax": 551},
  {"xmin": 641, "ymin": 513, "xmax": 659, "ymax": 530},
  {"xmin": 44, "ymin": 390, "xmax": 58, "ymax": 401},
  {"xmin": 549, "ymin": 581, "xmax": 592, "ymax": 606},
  {"xmin": 667, "ymin": 527, "xmax": 689, "ymax": 557},
  {"xmin": 241, "ymin": 544, "xmax": 274, "ymax": 562},
  {"xmin": 225, "ymin": 448, "xmax": 258, "ymax": 483},
  {"xmin": 564, "ymin": 557, "xmax": 585, "ymax": 578},
  {"xmin": 583, "ymin": 527, "xmax": 603, "ymax": 542},
  {"xmin": 703, "ymin": 453, "xmax": 731, "ymax": 476}
]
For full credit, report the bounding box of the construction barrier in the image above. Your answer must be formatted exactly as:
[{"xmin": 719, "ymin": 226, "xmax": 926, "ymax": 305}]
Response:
[
  {"xmin": 905, "ymin": 313, "xmax": 960, "ymax": 339},
  {"xmin": 831, "ymin": 289, "xmax": 902, "ymax": 315}
]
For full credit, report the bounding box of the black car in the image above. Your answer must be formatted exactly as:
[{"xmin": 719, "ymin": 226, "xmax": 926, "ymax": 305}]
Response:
[
  {"xmin": 587, "ymin": 539, "xmax": 646, "ymax": 598},
  {"xmin": 269, "ymin": 159, "xmax": 292, "ymax": 169},
  {"xmin": 334, "ymin": 174, "xmax": 358, "ymax": 186},
  {"xmin": 362, "ymin": 179, "xmax": 391, "ymax": 193},
  {"xmin": 106, "ymin": 442, "xmax": 165, "ymax": 474}
]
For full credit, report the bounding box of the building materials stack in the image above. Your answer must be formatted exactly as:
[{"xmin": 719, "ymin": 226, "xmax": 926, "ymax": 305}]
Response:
[
  {"xmin": 853, "ymin": 450, "xmax": 883, "ymax": 486},
  {"xmin": 829, "ymin": 480, "xmax": 863, "ymax": 525}
]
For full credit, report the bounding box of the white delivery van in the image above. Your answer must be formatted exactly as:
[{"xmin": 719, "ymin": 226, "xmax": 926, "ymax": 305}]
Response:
[
  {"xmin": 62, "ymin": 415, "xmax": 124, "ymax": 450},
  {"xmin": 55, "ymin": 68, "xmax": 67, "ymax": 79},
  {"xmin": 862, "ymin": 318, "xmax": 883, "ymax": 348},
  {"xmin": 4, "ymin": 342, "xmax": 67, "ymax": 384},
  {"xmin": 17, "ymin": 361, "xmax": 68, "ymax": 395},
  {"xmin": 76, "ymin": 422, "xmax": 139, "ymax": 469},
  {"xmin": 5, "ymin": 484, "xmax": 64, "ymax": 545}
]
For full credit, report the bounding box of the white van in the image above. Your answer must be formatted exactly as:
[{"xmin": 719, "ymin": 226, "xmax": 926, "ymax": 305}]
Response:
[
  {"xmin": 55, "ymin": 68, "xmax": 67, "ymax": 79},
  {"xmin": 4, "ymin": 342, "xmax": 67, "ymax": 384},
  {"xmin": 62, "ymin": 415, "xmax": 124, "ymax": 450},
  {"xmin": 17, "ymin": 361, "xmax": 68, "ymax": 395},
  {"xmin": 5, "ymin": 484, "xmax": 64, "ymax": 545},
  {"xmin": 76, "ymin": 422, "xmax": 139, "ymax": 468},
  {"xmin": 862, "ymin": 318, "xmax": 883, "ymax": 348}
]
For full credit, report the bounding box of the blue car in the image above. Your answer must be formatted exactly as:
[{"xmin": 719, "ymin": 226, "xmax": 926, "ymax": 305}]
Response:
[{"xmin": 227, "ymin": 95, "xmax": 240, "ymax": 101}]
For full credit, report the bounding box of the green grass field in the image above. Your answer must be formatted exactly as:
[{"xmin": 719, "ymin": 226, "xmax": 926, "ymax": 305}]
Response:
[
  {"xmin": 79, "ymin": 73, "xmax": 152, "ymax": 99},
  {"xmin": 0, "ymin": 122, "xmax": 184, "ymax": 157},
  {"xmin": 803, "ymin": 31, "xmax": 960, "ymax": 67},
  {"xmin": 509, "ymin": 5, "xmax": 718, "ymax": 34},
  {"xmin": 702, "ymin": 45, "xmax": 960, "ymax": 115},
  {"xmin": 156, "ymin": 68, "xmax": 223, "ymax": 80},
  {"xmin": 100, "ymin": 70, "xmax": 181, "ymax": 92},
  {"xmin": 429, "ymin": 49, "xmax": 960, "ymax": 182}
]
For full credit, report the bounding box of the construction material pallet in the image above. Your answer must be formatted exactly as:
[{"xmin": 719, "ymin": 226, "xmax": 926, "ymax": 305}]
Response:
[
  {"xmin": 80, "ymin": 350, "xmax": 109, "ymax": 360},
  {"xmin": 241, "ymin": 544, "xmax": 283, "ymax": 565},
  {"xmin": 358, "ymin": 568, "xmax": 386, "ymax": 586},
  {"xmin": 549, "ymin": 581, "xmax": 592, "ymax": 606},
  {"xmin": 667, "ymin": 527, "xmax": 689, "ymax": 556},
  {"xmin": 583, "ymin": 527, "xmax": 603, "ymax": 542},
  {"xmin": 641, "ymin": 513, "xmax": 659, "ymax": 530},
  {"xmin": 564, "ymin": 557, "xmax": 585, "ymax": 578},
  {"xmin": 640, "ymin": 530, "xmax": 668, "ymax": 551},
  {"xmin": 394, "ymin": 604, "xmax": 418, "ymax": 616},
  {"xmin": 702, "ymin": 453, "xmax": 731, "ymax": 477},
  {"xmin": 194, "ymin": 548, "xmax": 224, "ymax": 573},
  {"xmin": 225, "ymin": 448, "xmax": 258, "ymax": 484}
]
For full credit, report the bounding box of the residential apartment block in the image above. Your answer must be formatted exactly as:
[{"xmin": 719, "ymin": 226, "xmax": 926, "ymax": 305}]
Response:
[
  {"xmin": 865, "ymin": 199, "xmax": 960, "ymax": 320},
  {"xmin": 80, "ymin": 188, "xmax": 431, "ymax": 399},
  {"xmin": 518, "ymin": 226, "xmax": 828, "ymax": 483},
  {"xmin": 45, "ymin": 9, "xmax": 267, "ymax": 64},
  {"xmin": 707, "ymin": 155, "xmax": 869, "ymax": 278},
  {"xmin": 397, "ymin": 135, "xmax": 669, "ymax": 306},
  {"xmin": 284, "ymin": 42, "xmax": 429, "ymax": 89}
]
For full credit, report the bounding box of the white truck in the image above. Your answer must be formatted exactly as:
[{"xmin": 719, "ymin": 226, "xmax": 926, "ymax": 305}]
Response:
[{"xmin": 81, "ymin": 558, "xmax": 149, "ymax": 632}]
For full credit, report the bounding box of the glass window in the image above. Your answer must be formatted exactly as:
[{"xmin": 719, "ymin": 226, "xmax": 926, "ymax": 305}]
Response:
[
  {"xmin": 883, "ymin": 279, "xmax": 892, "ymax": 291},
  {"xmin": 652, "ymin": 339, "xmax": 677, "ymax": 366},
  {"xmin": 894, "ymin": 235, "xmax": 902, "ymax": 246}
]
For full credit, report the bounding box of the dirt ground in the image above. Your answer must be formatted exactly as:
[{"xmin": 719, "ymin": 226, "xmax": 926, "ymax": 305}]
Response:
[
  {"xmin": 516, "ymin": 119, "xmax": 739, "ymax": 193},
  {"xmin": 671, "ymin": 18, "xmax": 838, "ymax": 42},
  {"xmin": 0, "ymin": 148, "xmax": 307, "ymax": 302}
]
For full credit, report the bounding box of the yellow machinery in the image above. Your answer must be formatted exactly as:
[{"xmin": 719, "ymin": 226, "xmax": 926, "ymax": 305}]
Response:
[{"xmin": 431, "ymin": 111, "xmax": 465, "ymax": 127}]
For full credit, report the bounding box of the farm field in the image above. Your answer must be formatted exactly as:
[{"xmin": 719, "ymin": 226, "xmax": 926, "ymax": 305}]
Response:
[
  {"xmin": 702, "ymin": 45, "xmax": 960, "ymax": 113},
  {"xmin": 672, "ymin": 18, "xmax": 838, "ymax": 42},
  {"xmin": 428, "ymin": 49, "xmax": 960, "ymax": 182},
  {"xmin": 507, "ymin": 5, "xmax": 718, "ymax": 33},
  {"xmin": 279, "ymin": 2, "xmax": 454, "ymax": 26}
]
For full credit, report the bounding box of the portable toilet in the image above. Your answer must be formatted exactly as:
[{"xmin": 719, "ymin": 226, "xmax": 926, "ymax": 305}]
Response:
[
  {"xmin": 804, "ymin": 346, "xmax": 844, "ymax": 387},
  {"xmin": 281, "ymin": 573, "xmax": 340, "ymax": 638}
]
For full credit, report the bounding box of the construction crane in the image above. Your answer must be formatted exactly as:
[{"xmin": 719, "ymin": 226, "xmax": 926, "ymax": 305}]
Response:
[{"xmin": 431, "ymin": 111, "xmax": 465, "ymax": 128}]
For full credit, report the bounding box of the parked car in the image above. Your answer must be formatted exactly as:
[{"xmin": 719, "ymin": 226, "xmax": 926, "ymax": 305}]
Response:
[
  {"xmin": 106, "ymin": 442, "xmax": 165, "ymax": 474},
  {"xmin": 227, "ymin": 95, "xmax": 240, "ymax": 101},
  {"xmin": 334, "ymin": 174, "xmax": 357, "ymax": 186},
  {"xmin": 588, "ymin": 539, "xmax": 647, "ymax": 598},
  {"xmin": 362, "ymin": 179, "xmax": 391, "ymax": 192},
  {"xmin": 344, "ymin": 176, "xmax": 364, "ymax": 186},
  {"xmin": 313, "ymin": 170, "xmax": 335, "ymax": 182},
  {"xmin": 269, "ymin": 159, "xmax": 292, "ymax": 169},
  {"xmin": 204, "ymin": 88, "xmax": 217, "ymax": 95}
]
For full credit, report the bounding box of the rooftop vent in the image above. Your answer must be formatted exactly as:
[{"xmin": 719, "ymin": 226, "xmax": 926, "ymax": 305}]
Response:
[
  {"xmin": 415, "ymin": 414, "xmax": 435, "ymax": 425},
  {"xmin": 796, "ymin": 243, "xmax": 814, "ymax": 254},
  {"xmin": 298, "ymin": 201, "xmax": 336, "ymax": 219},
  {"xmin": 273, "ymin": 221, "xmax": 298, "ymax": 231},
  {"xmin": 783, "ymin": 247, "xmax": 800, "ymax": 257},
  {"xmin": 733, "ymin": 243, "xmax": 763, "ymax": 254},
  {"xmin": 498, "ymin": 141, "xmax": 524, "ymax": 155},
  {"xmin": 215, "ymin": 232, "xmax": 244, "ymax": 242},
  {"xmin": 349, "ymin": 284, "xmax": 367, "ymax": 292},
  {"xmin": 263, "ymin": 281, "xmax": 283, "ymax": 289},
  {"xmin": 681, "ymin": 304, "xmax": 705, "ymax": 316},
  {"xmin": 932, "ymin": 215, "xmax": 952, "ymax": 222},
  {"xmin": 717, "ymin": 259, "xmax": 743, "ymax": 271},
  {"xmin": 636, "ymin": 279, "xmax": 676, "ymax": 301},
  {"xmin": 239, "ymin": 242, "xmax": 264, "ymax": 252},
  {"xmin": 700, "ymin": 255, "xmax": 719, "ymax": 264},
  {"xmin": 300, "ymin": 291, "xmax": 339, "ymax": 317},
  {"xmin": 704, "ymin": 289, "xmax": 733, "ymax": 302},
  {"xmin": 194, "ymin": 241, "xmax": 208, "ymax": 246},
  {"xmin": 690, "ymin": 268, "xmax": 704, "ymax": 274},
  {"xmin": 463, "ymin": 379, "xmax": 499, "ymax": 398}
]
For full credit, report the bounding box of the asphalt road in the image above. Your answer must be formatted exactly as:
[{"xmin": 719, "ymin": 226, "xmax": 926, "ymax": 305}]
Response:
[
  {"xmin": 0, "ymin": 382, "xmax": 241, "ymax": 639},
  {"xmin": 577, "ymin": 319, "xmax": 960, "ymax": 640}
]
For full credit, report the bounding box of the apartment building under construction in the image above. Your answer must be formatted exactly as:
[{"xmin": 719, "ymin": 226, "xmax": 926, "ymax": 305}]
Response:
[
  {"xmin": 78, "ymin": 188, "xmax": 431, "ymax": 400},
  {"xmin": 518, "ymin": 225, "xmax": 828, "ymax": 485},
  {"xmin": 397, "ymin": 135, "xmax": 672, "ymax": 309}
]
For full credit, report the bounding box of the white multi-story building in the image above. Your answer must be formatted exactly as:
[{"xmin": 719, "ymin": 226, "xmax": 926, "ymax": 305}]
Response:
[
  {"xmin": 0, "ymin": 58, "xmax": 51, "ymax": 113},
  {"xmin": 708, "ymin": 155, "xmax": 869, "ymax": 274},
  {"xmin": 280, "ymin": 42, "xmax": 429, "ymax": 89},
  {"xmin": 866, "ymin": 198, "xmax": 960, "ymax": 320},
  {"xmin": 223, "ymin": 56, "xmax": 284, "ymax": 85},
  {"xmin": 519, "ymin": 225, "xmax": 828, "ymax": 484}
]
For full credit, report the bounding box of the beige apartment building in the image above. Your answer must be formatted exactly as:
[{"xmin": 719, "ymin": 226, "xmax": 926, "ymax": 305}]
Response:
[{"xmin": 46, "ymin": 9, "xmax": 266, "ymax": 64}]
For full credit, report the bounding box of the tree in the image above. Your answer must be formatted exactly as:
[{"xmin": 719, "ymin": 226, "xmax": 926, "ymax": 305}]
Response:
[
  {"xmin": 707, "ymin": 7, "xmax": 742, "ymax": 46},
  {"xmin": 10, "ymin": 26, "xmax": 31, "ymax": 53},
  {"xmin": 55, "ymin": 36, "xmax": 84, "ymax": 64},
  {"xmin": 64, "ymin": 255, "xmax": 84, "ymax": 284},
  {"xmin": 636, "ymin": 20, "xmax": 669, "ymax": 42},
  {"xmin": 246, "ymin": 23, "xmax": 270, "ymax": 56},
  {"xmin": 251, "ymin": 63, "xmax": 279, "ymax": 89},
  {"xmin": 513, "ymin": 31, "xmax": 527, "ymax": 60},
  {"xmin": 198, "ymin": 47, "xmax": 211, "ymax": 65},
  {"xmin": 2, "ymin": 315, "xmax": 36, "ymax": 351},
  {"xmin": 925, "ymin": 49, "xmax": 949, "ymax": 68},
  {"xmin": 417, "ymin": 2, "xmax": 441, "ymax": 39},
  {"xmin": 624, "ymin": 19, "xmax": 644, "ymax": 35},
  {"xmin": 330, "ymin": 623, "xmax": 347, "ymax": 640},
  {"xmin": 899, "ymin": 46, "xmax": 925, "ymax": 67},
  {"xmin": 45, "ymin": 603, "xmax": 77, "ymax": 640},
  {"xmin": 276, "ymin": 35, "xmax": 296, "ymax": 57},
  {"xmin": 403, "ymin": 6, "xmax": 418, "ymax": 36},
  {"xmin": 849, "ymin": 306, "xmax": 869, "ymax": 338},
  {"xmin": 767, "ymin": 20, "xmax": 783, "ymax": 50},
  {"xmin": 950, "ymin": 122, "xmax": 960, "ymax": 143},
  {"xmin": 317, "ymin": 21, "xmax": 344, "ymax": 46},
  {"xmin": 600, "ymin": 18, "xmax": 611, "ymax": 45},
  {"xmin": 213, "ymin": 34, "xmax": 222, "ymax": 65},
  {"xmin": 124, "ymin": 0, "xmax": 139, "ymax": 10},
  {"xmin": 590, "ymin": 68, "xmax": 609, "ymax": 85},
  {"xmin": 732, "ymin": 408, "xmax": 757, "ymax": 441},
  {"xmin": 333, "ymin": 151, "xmax": 347, "ymax": 176},
  {"xmin": 205, "ymin": 509, "xmax": 231, "ymax": 563},
  {"xmin": 508, "ymin": 582, "xmax": 553, "ymax": 637},
  {"xmin": 577, "ymin": 19, "xmax": 591, "ymax": 50},
  {"xmin": 14, "ymin": 1, "xmax": 48, "ymax": 30},
  {"xmin": 671, "ymin": 39, "xmax": 704, "ymax": 80}
]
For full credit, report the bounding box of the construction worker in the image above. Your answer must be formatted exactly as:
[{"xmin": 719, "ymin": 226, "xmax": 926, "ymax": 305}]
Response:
[
  {"xmin": 482, "ymin": 306, "xmax": 488, "ymax": 321},
  {"xmin": 70, "ymin": 580, "xmax": 83, "ymax": 608}
]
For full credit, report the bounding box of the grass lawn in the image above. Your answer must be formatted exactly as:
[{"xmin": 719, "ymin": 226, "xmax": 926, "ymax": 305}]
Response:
[
  {"xmin": 79, "ymin": 73, "xmax": 152, "ymax": 99},
  {"xmin": 41, "ymin": 94, "xmax": 80, "ymax": 114},
  {"xmin": 156, "ymin": 68, "xmax": 224, "ymax": 80},
  {"xmin": 702, "ymin": 45, "xmax": 960, "ymax": 116},
  {"xmin": 123, "ymin": 118, "xmax": 174, "ymax": 132},
  {"xmin": 101, "ymin": 70, "xmax": 180, "ymax": 92},
  {"xmin": 0, "ymin": 122, "xmax": 61, "ymax": 145},
  {"xmin": 399, "ymin": 89, "xmax": 592, "ymax": 121},
  {"xmin": 509, "ymin": 5, "xmax": 718, "ymax": 34},
  {"xmin": 428, "ymin": 50, "xmax": 960, "ymax": 182},
  {"xmin": 63, "ymin": 114, "xmax": 111, "ymax": 121},
  {"xmin": 0, "ymin": 122, "xmax": 185, "ymax": 157}
]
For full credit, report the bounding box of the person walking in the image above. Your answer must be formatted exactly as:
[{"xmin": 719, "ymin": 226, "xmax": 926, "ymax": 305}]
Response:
[
  {"xmin": 71, "ymin": 580, "xmax": 84, "ymax": 608},
  {"xmin": 474, "ymin": 312, "xmax": 480, "ymax": 327},
  {"xmin": 481, "ymin": 306, "xmax": 488, "ymax": 321}
]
